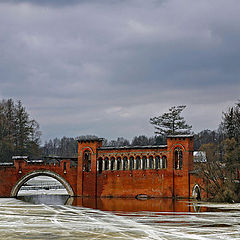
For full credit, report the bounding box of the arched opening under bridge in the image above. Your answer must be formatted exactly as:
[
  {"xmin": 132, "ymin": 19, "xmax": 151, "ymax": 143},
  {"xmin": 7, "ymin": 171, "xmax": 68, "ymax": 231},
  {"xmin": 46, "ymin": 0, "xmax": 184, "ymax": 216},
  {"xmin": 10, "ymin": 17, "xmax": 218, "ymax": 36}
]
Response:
[{"xmin": 11, "ymin": 170, "xmax": 74, "ymax": 204}]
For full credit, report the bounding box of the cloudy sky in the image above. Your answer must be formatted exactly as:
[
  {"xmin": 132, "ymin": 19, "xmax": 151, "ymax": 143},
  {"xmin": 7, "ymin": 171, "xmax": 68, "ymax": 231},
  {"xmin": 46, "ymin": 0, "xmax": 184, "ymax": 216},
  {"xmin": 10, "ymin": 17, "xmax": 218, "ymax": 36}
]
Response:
[{"xmin": 0, "ymin": 0, "xmax": 239, "ymax": 142}]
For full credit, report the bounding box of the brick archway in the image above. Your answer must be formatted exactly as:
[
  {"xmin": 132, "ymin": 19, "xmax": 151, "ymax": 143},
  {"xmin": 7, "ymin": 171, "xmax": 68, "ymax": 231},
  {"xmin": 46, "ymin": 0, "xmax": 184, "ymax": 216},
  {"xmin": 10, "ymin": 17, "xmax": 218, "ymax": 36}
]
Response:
[{"xmin": 10, "ymin": 170, "xmax": 74, "ymax": 197}]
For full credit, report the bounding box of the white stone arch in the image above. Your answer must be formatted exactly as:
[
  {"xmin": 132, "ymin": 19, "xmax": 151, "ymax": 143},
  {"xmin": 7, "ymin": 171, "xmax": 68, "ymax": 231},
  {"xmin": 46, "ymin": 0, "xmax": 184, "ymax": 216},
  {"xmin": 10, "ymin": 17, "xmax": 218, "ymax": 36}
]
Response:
[{"xmin": 10, "ymin": 170, "xmax": 74, "ymax": 198}]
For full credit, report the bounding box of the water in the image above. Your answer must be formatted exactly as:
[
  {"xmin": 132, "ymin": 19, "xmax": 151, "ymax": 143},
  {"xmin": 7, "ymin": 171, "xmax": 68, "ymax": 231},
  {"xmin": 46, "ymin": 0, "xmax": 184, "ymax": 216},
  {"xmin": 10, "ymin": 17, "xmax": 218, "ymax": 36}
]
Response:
[{"xmin": 0, "ymin": 196, "xmax": 240, "ymax": 240}]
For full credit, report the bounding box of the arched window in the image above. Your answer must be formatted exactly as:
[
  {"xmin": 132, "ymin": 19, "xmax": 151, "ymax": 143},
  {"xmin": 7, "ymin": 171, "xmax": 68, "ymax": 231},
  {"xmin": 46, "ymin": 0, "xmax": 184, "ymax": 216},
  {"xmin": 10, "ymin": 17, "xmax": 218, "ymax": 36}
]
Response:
[
  {"xmin": 174, "ymin": 147, "xmax": 183, "ymax": 170},
  {"xmin": 129, "ymin": 156, "xmax": 134, "ymax": 170},
  {"xmin": 110, "ymin": 157, "xmax": 115, "ymax": 171},
  {"xmin": 162, "ymin": 155, "xmax": 167, "ymax": 169},
  {"xmin": 155, "ymin": 156, "xmax": 160, "ymax": 169},
  {"xmin": 83, "ymin": 150, "xmax": 91, "ymax": 172},
  {"xmin": 98, "ymin": 158, "xmax": 103, "ymax": 174},
  {"xmin": 104, "ymin": 157, "xmax": 109, "ymax": 170},
  {"xmin": 123, "ymin": 157, "xmax": 128, "ymax": 170},
  {"xmin": 117, "ymin": 157, "xmax": 121, "ymax": 170},
  {"xmin": 142, "ymin": 156, "xmax": 147, "ymax": 170},
  {"xmin": 136, "ymin": 156, "xmax": 141, "ymax": 170},
  {"xmin": 149, "ymin": 156, "xmax": 154, "ymax": 169}
]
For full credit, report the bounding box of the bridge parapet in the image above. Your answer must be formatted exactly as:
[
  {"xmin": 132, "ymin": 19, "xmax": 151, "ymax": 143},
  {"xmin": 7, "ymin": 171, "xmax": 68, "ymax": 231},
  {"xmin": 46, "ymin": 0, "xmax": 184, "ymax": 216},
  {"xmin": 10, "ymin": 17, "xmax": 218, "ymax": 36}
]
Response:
[{"xmin": 0, "ymin": 156, "xmax": 78, "ymax": 197}]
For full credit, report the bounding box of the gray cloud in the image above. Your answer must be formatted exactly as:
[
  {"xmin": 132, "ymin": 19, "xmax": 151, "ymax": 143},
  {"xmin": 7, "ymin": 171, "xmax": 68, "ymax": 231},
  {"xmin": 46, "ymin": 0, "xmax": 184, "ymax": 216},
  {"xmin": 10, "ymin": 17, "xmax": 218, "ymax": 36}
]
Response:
[
  {"xmin": 0, "ymin": 0, "xmax": 239, "ymax": 142},
  {"xmin": 1, "ymin": 0, "xmax": 93, "ymax": 7}
]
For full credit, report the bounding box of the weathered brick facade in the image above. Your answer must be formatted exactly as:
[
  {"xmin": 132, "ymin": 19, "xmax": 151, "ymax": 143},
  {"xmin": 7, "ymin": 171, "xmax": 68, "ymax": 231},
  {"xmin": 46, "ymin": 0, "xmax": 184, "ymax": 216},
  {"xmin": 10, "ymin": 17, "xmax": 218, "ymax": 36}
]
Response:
[{"xmin": 0, "ymin": 135, "xmax": 202, "ymax": 199}]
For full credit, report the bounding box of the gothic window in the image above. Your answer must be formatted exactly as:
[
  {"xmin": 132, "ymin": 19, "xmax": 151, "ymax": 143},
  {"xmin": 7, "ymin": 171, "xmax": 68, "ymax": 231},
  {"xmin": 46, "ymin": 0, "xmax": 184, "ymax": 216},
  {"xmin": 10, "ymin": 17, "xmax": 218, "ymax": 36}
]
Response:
[
  {"xmin": 123, "ymin": 156, "xmax": 128, "ymax": 170},
  {"xmin": 149, "ymin": 156, "xmax": 154, "ymax": 169},
  {"xmin": 104, "ymin": 157, "xmax": 109, "ymax": 170},
  {"xmin": 129, "ymin": 156, "xmax": 134, "ymax": 170},
  {"xmin": 98, "ymin": 158, "xmax": 103, "ymax": 173},
  {"xmin": 117, "ymin": 157, "xmax": 121, "ymax": 170},
  {"xmin": 136, "ymin": 156, "xmax": 141, "ymax": 170},
  {"xmin": 155, "ymin": 156, "xmax": 160, "ymax": 169},
  {"xmin": 83, "ymin": 150, "xmax": 91, "ymax": 172},
  {"xmin": 142, "ymin": 156, "xmax": 147, "ymax": 170},
  {"xmin": 162, "ymin": 155, "xmax": 167, "ymax": 169},
  {"xmin": 110, "ymin": 157, "xmax": 115, "ymax": 171},
  {"xmin": 174, "ymin": 147, "xmax": 183, "ymax": 170}
]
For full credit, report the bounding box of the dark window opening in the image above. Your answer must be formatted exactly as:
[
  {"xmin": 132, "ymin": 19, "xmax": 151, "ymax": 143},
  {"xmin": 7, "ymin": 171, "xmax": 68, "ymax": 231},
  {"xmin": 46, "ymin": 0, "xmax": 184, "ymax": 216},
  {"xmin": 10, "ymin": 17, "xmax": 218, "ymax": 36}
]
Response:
[
  {"xmin": 149, "ymin": 156, "xmax": 154, "ymax": 169},
  {"xmin": 123, "ymin": 157, "xmax": 128, "ymax": 170},
  {"xmin": 83, "ymin": 150, "xmax": 91, "ymax": 172},
  {"xmin": 174, "ymin": 147, "xmax": 183, "ymax": 170},
  {"xmin": 117, "ymin": 157, "xmax": 121, "ymax": 170},
  {"xmin": 104, "ymin": 157, "xmax": 109, "ymax": 170},
  {"xmin": 155, "ymin": 156, "xmax": 160, "ymax": 169},
  {"xmin": 98, "ymin": 158, "xmax": 103, "ymax": 174},
  {"xmin": 129, "ymin": 156, "xmax": 134, "ymax": 170},
  {"xmin": 162, "ymin": 156, "xmax": 167, "ymax": 169},
  {"xmin": 110, "ymin": 157, "xmax": 115, "ymax": 171},
  {"xmin": 136, "ymin": 156, "xmax": 141, "ymax": 170},
  {"xmin": 142, "ymin": 156, "xmax": 147, "ymax": 170}
]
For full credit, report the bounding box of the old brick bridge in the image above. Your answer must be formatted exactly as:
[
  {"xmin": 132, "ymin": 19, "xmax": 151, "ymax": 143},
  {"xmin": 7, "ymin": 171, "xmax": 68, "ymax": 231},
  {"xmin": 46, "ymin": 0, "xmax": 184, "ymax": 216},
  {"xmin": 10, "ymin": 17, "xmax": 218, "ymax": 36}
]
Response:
[{"xmin": 0, "ymin": 135, "xmax": 202, "ymax": 199}]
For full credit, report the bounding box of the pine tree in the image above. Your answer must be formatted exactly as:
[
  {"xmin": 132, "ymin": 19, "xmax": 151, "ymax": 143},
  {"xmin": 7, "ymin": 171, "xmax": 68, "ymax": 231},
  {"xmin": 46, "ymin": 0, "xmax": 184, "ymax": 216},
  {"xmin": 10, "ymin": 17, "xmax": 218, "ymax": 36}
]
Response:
[{"xmin": 150, "ymin": 105, "xmax": 192, "ymax": 136}]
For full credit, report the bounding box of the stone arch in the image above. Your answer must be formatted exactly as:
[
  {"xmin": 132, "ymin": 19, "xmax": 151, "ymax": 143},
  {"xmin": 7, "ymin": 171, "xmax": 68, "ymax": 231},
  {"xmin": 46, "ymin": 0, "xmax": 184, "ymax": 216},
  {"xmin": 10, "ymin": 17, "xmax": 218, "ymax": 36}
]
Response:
[
  {"xmin": 11, "ymin": 170, "xmax": 74, "ymax": 198},
  {"xmin": 192, "ymin": 184, "xmax": 201, "ymax": 200}
]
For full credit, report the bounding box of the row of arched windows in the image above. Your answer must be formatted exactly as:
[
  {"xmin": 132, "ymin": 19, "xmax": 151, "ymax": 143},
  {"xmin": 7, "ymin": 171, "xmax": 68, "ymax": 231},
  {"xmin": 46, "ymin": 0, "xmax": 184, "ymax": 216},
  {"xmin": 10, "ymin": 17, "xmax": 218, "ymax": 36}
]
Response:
[
  {"xmin": 98, "ymin": 156, "xmax": 167, "ymax": 173},
  {"xmin": 83, "ymin": 147, "xmax": 183, "ymax": 172}
]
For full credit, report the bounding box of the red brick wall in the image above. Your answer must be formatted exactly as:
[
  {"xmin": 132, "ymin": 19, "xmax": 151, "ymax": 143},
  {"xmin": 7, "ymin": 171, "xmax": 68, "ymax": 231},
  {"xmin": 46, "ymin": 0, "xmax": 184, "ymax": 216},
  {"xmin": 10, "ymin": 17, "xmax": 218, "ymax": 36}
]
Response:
[
  {"xmin": 0, "ymin": 159, "xmax": 77, "ymax": 197},
  {"xmin": 0, "ymin": 136, "xmax": 204, "ymax": 200},
  {"xmin": 79, "ymin": 136, "xmax": 198, "ymax": 199}
]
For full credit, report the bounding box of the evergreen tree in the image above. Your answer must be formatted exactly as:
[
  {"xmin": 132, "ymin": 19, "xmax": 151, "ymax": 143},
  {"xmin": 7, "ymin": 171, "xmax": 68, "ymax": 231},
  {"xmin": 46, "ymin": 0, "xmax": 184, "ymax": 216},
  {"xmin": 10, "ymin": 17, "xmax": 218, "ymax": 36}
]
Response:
[
  {"xmin": 131, "ymin": 135, "xmax": 150, "ymax": 146},
  {"xmin": 221, "ymin": 101, "xmax": 240, "ymax": 142},
  {"xmin": 150, "ymin": 105, "xmax": 192, "ymax": 136},
  {"xmin": 0, "ymin": 99, "xmax": 41, "ymax": 162}
]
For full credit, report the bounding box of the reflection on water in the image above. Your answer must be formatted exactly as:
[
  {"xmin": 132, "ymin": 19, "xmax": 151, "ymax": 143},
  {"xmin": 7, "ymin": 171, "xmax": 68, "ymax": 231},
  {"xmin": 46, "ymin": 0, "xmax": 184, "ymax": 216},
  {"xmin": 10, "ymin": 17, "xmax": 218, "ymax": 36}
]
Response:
[
  {"xmin": 0, "ymin": 196, "xmax": 240, "ymax": 239},
  {"xmin": 17, "ymin": 194, "xmax": 205, "ymax": 213},
  {"xmin": 72, "ymin": 197, "xmax": 206, "ymax": 213}
]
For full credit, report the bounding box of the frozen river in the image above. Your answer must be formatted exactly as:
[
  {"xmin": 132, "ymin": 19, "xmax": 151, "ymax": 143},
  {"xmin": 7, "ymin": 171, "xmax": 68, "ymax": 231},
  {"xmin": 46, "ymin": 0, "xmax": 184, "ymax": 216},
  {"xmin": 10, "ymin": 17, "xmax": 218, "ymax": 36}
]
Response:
[{"xmin": 0, "ymin": 195, "xmax": 240, "ymax": 240}]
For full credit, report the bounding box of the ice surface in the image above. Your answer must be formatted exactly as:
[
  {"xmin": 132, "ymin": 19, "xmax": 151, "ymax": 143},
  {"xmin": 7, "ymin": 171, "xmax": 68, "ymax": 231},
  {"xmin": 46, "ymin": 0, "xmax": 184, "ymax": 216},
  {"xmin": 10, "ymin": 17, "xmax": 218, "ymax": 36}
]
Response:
[{"xmin": 0, "ymin": 198, "xmax": 239, "ymax": 240}]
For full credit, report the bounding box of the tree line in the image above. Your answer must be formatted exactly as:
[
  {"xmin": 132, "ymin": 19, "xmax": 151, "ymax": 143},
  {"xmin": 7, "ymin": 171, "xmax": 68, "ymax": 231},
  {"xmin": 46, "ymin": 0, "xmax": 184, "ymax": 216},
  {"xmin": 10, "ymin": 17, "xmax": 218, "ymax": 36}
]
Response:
[{"xmin": 195, "ymin": 101, "xmax": 240, "ymax": 202}]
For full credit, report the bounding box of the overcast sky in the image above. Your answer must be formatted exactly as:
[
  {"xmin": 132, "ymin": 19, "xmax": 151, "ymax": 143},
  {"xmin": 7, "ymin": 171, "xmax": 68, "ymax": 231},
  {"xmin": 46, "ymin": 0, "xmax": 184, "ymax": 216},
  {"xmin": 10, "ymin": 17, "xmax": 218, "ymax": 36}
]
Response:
[{"xmin": 0, "ymin": 0, "xmax": 239, "ymax": 142}]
